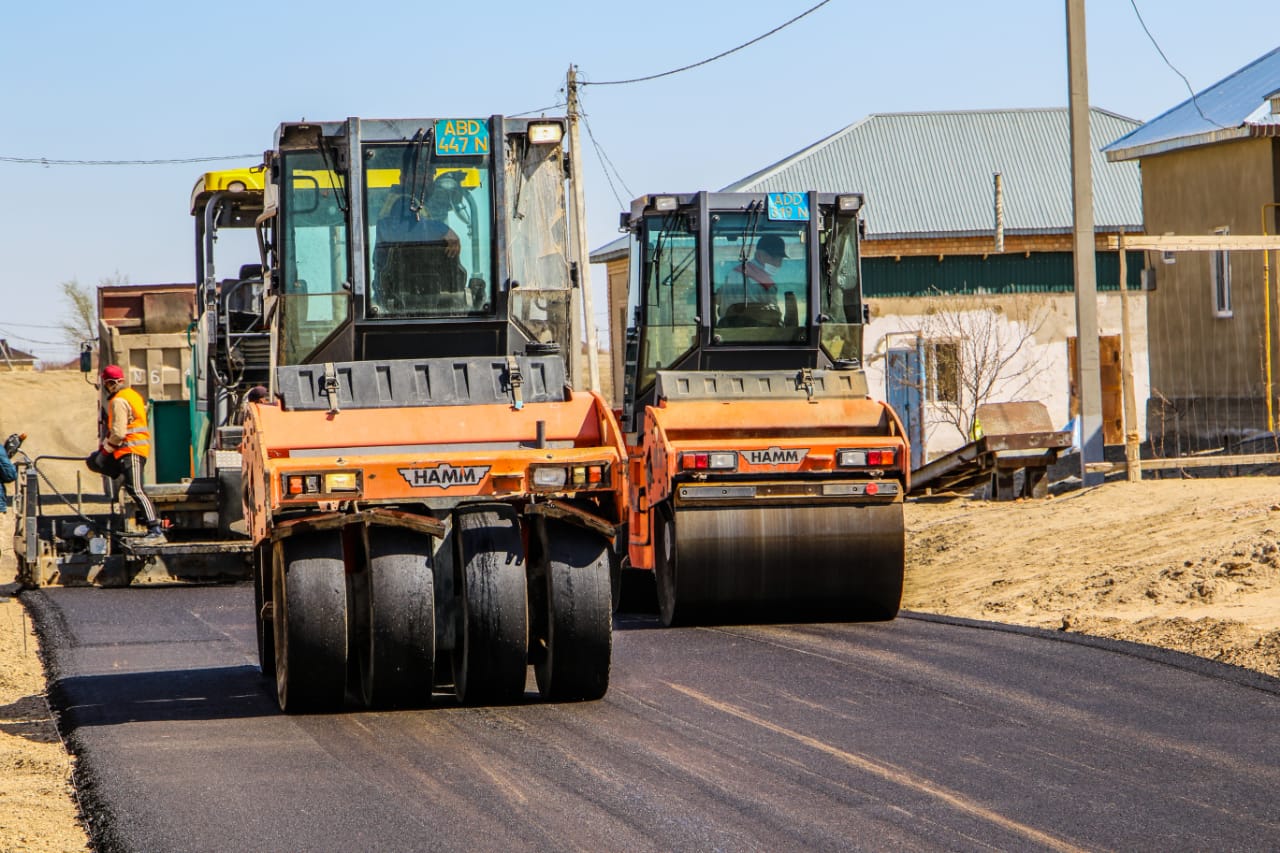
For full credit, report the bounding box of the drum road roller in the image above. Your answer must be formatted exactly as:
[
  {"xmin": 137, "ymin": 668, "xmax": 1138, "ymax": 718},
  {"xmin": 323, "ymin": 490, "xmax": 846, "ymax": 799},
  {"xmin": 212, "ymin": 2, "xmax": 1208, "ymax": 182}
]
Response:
[{"xmin": 615, "ymin": 191, "xmax": 909, "ymax": 625}]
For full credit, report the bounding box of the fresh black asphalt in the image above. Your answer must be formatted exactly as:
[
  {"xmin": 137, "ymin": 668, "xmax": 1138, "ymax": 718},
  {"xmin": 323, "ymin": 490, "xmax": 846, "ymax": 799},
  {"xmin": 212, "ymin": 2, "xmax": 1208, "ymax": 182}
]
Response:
[{"xmin": 24, "ymin": 584, "xmax": 1280, "ymax": 852}]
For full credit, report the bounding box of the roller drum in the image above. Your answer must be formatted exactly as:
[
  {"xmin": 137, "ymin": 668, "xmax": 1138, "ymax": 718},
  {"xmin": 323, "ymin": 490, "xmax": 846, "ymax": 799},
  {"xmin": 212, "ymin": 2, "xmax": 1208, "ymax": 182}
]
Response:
[{"xmin": 668, "ymin": 502, "xmax": 903, "ymax": 623}]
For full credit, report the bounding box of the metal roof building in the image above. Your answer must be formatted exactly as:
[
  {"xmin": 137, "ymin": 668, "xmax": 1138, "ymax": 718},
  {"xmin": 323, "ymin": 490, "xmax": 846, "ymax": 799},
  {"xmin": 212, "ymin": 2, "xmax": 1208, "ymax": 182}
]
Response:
[
  {"xmin": 1105, "ymin": 46, "xmax": 1280, "ymax": 162},
  {"xmin": 593, "ymin": 107, "xmax": 1143, "ymax": 262}
]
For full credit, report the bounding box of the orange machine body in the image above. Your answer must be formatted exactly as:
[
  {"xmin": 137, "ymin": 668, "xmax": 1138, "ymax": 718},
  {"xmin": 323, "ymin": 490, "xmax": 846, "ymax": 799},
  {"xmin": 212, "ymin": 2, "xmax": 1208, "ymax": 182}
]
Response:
[
  {"xmin": 627, "ymin": 395, "xmax": 909, "ymax": 571},
  {"xmin": 242, "ymin": 390, "xmax": 627, "ymax": 544}
]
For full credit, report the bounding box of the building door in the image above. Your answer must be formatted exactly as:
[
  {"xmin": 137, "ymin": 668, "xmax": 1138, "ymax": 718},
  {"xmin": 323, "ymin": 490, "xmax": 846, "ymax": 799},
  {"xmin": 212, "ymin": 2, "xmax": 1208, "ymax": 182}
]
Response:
[
  {"xmin": 886, "ymin": 347, "xmax": 924, "ymax": 469},
  {"xmin": 1067, "ymin": 335, "xmax": 1123, "ymax": 446}
]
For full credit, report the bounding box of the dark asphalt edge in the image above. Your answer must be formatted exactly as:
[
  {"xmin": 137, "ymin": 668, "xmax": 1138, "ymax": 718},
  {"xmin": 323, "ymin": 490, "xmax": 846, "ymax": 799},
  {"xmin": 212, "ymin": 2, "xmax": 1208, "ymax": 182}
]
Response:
[
  {"xmin": 22, "ymin": 589, "xmax": 129, "ymax": 853},
  {"xmin": 901, "ymin": 609, "xmax": 1280, "ymax": 696}
]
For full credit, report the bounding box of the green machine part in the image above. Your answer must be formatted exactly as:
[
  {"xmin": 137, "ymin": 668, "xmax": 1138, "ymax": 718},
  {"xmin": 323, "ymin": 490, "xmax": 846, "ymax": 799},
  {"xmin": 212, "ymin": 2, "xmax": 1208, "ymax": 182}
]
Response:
[{"xmin": 149, "ymin": 400, "xmax": 194, "ymax": 484}]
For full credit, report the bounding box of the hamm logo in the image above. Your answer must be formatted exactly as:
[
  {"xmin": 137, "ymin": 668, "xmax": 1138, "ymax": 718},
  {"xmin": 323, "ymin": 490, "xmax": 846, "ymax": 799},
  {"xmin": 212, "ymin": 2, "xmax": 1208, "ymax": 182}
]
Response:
[
  {"xmin": 399, "ymin": 464, "xmax": 491, "ymax": 489},
  {"xmin": 741, "ymin": 447, "xmax": 809, "ymax": 466}
]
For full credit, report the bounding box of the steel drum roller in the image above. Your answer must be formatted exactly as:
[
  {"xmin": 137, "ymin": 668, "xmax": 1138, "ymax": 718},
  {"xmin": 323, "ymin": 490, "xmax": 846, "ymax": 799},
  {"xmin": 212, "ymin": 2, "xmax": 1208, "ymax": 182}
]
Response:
[{"xmin": 662, "ymin": 502, "xmax": 904, "ymax": 622}]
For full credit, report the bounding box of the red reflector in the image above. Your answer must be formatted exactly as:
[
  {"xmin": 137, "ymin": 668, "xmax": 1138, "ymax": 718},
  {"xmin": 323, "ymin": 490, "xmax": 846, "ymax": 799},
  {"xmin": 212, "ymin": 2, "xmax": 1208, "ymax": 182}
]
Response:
[{"xmin": 866, "ymin": 482, "xmax": 879, "ymax": 496}]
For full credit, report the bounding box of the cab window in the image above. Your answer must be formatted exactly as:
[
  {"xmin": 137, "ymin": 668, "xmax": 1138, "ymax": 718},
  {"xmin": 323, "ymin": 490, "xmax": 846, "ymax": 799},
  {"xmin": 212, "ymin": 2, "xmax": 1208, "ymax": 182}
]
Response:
[
  {"xmin": 710, "ymin": 213, "xmax": 808, "ymax": 344},
  {"xmin": 279, "ymin": 151, "xmax": 351, "ymax": 364},
  {"xmin": 635, "ymin": 217, "xmax": 698, "ymax": 395}
]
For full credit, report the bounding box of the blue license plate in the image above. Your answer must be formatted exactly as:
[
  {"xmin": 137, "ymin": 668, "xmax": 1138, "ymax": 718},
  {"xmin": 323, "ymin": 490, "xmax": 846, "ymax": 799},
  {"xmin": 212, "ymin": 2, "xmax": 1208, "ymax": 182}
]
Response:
[
  {"xmin": 767, "ymin": 192, "xmax": 810, "ymax": 221},
  {"xmin": 435, "ymin": 119, "xmax": 491, "ymax": 156}
]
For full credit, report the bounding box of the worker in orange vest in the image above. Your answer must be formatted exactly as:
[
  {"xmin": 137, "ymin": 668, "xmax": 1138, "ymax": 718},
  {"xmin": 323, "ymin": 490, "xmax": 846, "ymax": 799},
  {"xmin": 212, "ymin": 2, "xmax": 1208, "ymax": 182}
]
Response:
[{"xmin": 86, "ymin": 365, "xmax": 165, "ymax": 544}]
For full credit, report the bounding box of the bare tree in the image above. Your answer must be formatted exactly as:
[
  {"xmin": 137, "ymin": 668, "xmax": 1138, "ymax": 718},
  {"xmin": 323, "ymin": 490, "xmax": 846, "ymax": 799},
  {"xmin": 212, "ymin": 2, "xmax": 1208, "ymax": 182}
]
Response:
[
  {"xmin": 60, "ymin": 272, "xmax": 129, "ymax": 352},
  {"xmin": 918, "ymin": 292, "xmax": 1053, "ymax": 442}
]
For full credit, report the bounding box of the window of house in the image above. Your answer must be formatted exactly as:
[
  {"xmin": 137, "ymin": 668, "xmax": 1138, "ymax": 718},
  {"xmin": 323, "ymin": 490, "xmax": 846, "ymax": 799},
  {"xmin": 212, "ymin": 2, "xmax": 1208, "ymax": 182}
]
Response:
[
  {"xmin": 1211, "ymin": 227, "xmax": 1232, "ymax": 318},
  {"xmin": 927, "ymin": 340, "xmax": 960, "ymax": 403}
]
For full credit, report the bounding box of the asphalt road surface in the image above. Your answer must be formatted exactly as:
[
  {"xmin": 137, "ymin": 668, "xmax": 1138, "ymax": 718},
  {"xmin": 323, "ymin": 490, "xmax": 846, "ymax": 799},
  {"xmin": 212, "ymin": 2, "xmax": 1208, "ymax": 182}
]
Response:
[{"xmin": 26, "ymin": 584, "xmax": 1280, "ymax": 852}]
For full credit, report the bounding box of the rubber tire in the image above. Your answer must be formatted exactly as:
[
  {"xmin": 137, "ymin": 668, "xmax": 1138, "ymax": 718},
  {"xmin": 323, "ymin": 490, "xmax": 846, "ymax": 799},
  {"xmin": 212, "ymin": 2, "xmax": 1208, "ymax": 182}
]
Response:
[
  {"xmin": 534, "ymin": 522, "xmax": 612, "ymax": 701},
  {"xmin": 361, "ymin": 529, "xmax": 435, "ymax": 708},
  {"xmin": 655, "ymin": 505, "xmax": 682, "ymax": 627},
  {"xmin": 273, "ymin": 532, "xmax": 348, "ymax": 713},
  {"xmin": 452, "ymin": 506, "xmax": 528, "ymax": 704},
  {"xmin": 254, "ymin": 542, "xmax": 275, "ymax": 679}
]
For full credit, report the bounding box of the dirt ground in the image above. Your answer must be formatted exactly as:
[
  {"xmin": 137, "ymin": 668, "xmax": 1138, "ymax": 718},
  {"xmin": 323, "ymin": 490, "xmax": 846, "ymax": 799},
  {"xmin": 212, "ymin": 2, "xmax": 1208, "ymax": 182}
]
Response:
[{"xmin": 1, "ymin": 369, "xmax": 1279, "ymax": 851}]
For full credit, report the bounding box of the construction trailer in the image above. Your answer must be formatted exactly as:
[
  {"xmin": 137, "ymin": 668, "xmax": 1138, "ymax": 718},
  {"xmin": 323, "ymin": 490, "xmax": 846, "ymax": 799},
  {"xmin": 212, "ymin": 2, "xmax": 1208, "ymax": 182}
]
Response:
[
  {"xmin": 236, "ymin": 116, "xmax": 625, "ymax": 711},
  {"xmin": 617, "ymin": 191, "xmax": 909, "ymax": 625}
]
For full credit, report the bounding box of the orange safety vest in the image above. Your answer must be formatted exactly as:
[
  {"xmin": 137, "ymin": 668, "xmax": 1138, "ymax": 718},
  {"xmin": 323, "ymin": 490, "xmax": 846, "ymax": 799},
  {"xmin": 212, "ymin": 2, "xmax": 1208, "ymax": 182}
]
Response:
[{"xmin": 108, "ymin": 386, "xmax": 151, "ymax": 459}]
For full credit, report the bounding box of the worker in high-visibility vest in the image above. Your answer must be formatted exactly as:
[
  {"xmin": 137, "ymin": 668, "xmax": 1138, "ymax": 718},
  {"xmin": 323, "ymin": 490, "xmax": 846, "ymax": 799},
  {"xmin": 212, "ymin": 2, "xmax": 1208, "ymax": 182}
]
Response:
[{"xmin": 86, "ymin": 364, "xmax": 165, "ymax": 544}]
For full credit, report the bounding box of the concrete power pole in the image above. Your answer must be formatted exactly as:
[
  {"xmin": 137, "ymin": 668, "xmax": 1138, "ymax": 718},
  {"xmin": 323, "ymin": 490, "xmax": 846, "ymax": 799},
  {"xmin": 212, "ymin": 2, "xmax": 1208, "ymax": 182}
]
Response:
[
  {"xmin": 566, "ymin": 65, "xmax": 602, "ymax": 393},
  {"xmin": 1066, "ymin": 0, "xmax": 1105, "ymax": 486}
]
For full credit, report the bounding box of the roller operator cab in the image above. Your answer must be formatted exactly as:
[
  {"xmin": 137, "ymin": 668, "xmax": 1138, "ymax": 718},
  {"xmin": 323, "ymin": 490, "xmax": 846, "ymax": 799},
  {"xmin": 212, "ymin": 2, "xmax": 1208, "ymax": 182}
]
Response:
[
  {"xmin": 238, "ymin": 117, "xmax": 626, "ymax": 712},
  {"xmin": 619, "ymin": 191, "xmax": 909, "ymax": 626}
]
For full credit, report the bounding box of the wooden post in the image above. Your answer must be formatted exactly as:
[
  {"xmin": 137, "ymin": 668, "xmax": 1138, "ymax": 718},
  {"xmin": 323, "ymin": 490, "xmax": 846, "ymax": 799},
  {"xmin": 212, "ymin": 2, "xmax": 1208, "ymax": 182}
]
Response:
[{"xmin": 1118, "ymin": 234, "xmax": 1141, "ymax": 482}]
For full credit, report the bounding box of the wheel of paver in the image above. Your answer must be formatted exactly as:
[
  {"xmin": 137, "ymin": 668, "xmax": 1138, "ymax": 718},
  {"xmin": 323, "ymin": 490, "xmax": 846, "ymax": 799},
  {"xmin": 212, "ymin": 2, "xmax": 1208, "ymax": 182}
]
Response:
[
  {"xmin": 452, "ymin": 506, "xmax": 528, "ymax": 704},
  {"xmin": 361, "ymin": 529, "xmax": 435, "ymax": 708},
  {"xmin": 534, "ymin": 521, "xmax": 612, "ymax": 701},
  {"xmin": 273, "ymin": 532, "xmax": 348, "ymax": 713},
  {"xmin": 654, "ymin": 505, "xmax": 683, "ymax": 627},
  {"xmin": 254, "ymin": 542, "xmax": 275, "ymax": 679}
]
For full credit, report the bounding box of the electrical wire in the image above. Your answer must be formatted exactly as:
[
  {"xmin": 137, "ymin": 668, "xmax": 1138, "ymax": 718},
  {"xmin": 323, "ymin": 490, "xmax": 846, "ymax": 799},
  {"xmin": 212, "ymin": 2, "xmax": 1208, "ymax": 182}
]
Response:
[
  {"xmin": 581, "ymin": 107, "xmax": 633, "ymax": 210},
  {"xmin": 1127, "ymin": 0, "xmax": 1227, "ymax": 129},
  {"xmin": 0, "ymin": 320, "xmax": 67, "ymax": 330},
  {"xmin": 508, "ymin": 102, "xmax": 567, "ymax": 118},
  {"xmin": 0, "ymin": 326, "xmax": 72, "ymax": 347},
  {"xmin": 582, "ymin": 0, "xmax": 834, "ymax": 87},
  {"xmin": 0, "ymin": 154, "xmax": 256, "ymax": 166}
]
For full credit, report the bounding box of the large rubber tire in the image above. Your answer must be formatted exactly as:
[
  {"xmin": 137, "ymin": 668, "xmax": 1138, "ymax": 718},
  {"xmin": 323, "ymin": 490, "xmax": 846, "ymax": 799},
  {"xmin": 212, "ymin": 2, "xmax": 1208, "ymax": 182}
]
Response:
[
  {"xmin": 654, "ymin": 504, "xmax": 682, "ymax": 627},
  {"xmin": 254, "ymin": 542, "xmax": 275, "ymax": 679},
  {"xmin": 452, "ymin": 506, "xmax": 528, "ymax": 704},
  {"xmin": 361, "ymin": 529, "xmax": 435, "ymax": 708},
  {"xmin": 273, "ymin": 532, "xmax": 348, "ymax": 713},
  {"xmin": 534, "ymin": 521, "xmax": 612, "ymax": 702}
]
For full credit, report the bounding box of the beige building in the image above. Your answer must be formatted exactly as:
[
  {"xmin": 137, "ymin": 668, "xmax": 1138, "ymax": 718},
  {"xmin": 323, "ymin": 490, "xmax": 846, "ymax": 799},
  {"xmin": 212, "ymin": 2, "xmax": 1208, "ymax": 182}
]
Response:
[{"xmin": 1106, "ymin": 47, "xmax": 1280, "ymax": 454}]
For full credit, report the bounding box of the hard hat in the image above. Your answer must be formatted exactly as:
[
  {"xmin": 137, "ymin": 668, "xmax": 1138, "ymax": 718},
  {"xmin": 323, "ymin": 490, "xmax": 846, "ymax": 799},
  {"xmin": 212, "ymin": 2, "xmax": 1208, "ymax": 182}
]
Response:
[{"xmin": 100, "ymin": 364, "xmax": 125, "ymax": 382}]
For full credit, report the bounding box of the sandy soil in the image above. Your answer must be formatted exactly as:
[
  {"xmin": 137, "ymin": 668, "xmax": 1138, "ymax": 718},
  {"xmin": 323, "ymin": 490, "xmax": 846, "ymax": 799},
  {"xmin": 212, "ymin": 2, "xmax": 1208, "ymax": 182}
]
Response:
[
  {"xmin": 1, "ymin": 370, "xmax": 96, "ymax": 852},
  {"xmin": 1, "ymin": 369, "xmax": 1278, "ymax": 851},
  {"xmin": 904, "ymin": 477, "xmax": 1280, "ymax": 677}
]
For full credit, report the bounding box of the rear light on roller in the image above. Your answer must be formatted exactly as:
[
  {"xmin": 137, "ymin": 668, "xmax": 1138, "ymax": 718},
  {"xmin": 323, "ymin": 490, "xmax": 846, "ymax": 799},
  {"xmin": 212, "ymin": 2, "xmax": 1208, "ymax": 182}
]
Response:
[
  {"xmin": 532, "ymin": 467, "xmax": 568, "ymax": 489},
  {"xmin": 571, "ymin": 464, "xmax": 609, "ymax": 487},
  {"xmin": 283, "ymin": 470, "xmax": 363, "ymax": 498},
  {"xmin": 837, "ymin": 448, "xmax": 897, "ymax": 467},
  {"xmin": 680, "ymin": 451, "xmax": 737, "ymax": 471},
  {"xmin": 533, "ymin": 462, "xmax": 610, "ymax": 491}
]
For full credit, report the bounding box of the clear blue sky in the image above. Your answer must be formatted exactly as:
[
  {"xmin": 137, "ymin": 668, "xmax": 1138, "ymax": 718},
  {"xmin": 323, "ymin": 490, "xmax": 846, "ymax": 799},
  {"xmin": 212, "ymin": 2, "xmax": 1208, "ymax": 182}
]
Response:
[{"xmin": 1, "ymin": 0, "xmax": 1275, "ymax": 362}]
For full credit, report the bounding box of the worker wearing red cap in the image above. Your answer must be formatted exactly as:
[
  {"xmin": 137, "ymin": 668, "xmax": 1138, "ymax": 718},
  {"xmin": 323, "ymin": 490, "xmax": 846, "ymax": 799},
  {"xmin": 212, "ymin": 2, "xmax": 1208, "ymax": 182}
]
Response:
[{"xmin": 87, "ymin": 365, "xmax": 165, "ymax": 543}]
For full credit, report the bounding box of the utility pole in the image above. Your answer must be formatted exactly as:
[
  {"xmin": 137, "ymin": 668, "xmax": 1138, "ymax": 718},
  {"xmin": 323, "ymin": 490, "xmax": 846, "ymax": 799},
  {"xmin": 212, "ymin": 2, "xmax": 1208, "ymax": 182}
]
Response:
[
  {"xmin": 565, "ymin": 64, "xmax": 602, "ymax": 393},
  {"xmin": 1066, "ymin": 0, "xmax": 1105, "ymax": 486}
]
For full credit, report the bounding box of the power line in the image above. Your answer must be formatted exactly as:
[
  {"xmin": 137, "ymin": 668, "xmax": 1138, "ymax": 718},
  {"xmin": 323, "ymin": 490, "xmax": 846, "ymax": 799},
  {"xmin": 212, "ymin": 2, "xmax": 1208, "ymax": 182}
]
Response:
[
  {"xmin": 0, "ymin": 326, "xmax": 72, "ymax": 347},
  {"xmin": 0, "ymin": 320, "xmax": 67, "ymax": 330},
  {"xmin": 0, "ymin": 154, "xmax": 257, "ymax": 167},
  {"xmin": 509, "ymin": 102, "xmax": 567, "ymax": 118},
  {"xmin": 582, "ymin": 0, "xmax": 834, "ymax": 87},
  {"xmin": 580, "ymin": 100, "xmax": 633, "ymax": 210},
  {"xmin": 1127, "ymin": 0, "xmax": 1226, "ymax": 129}
]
